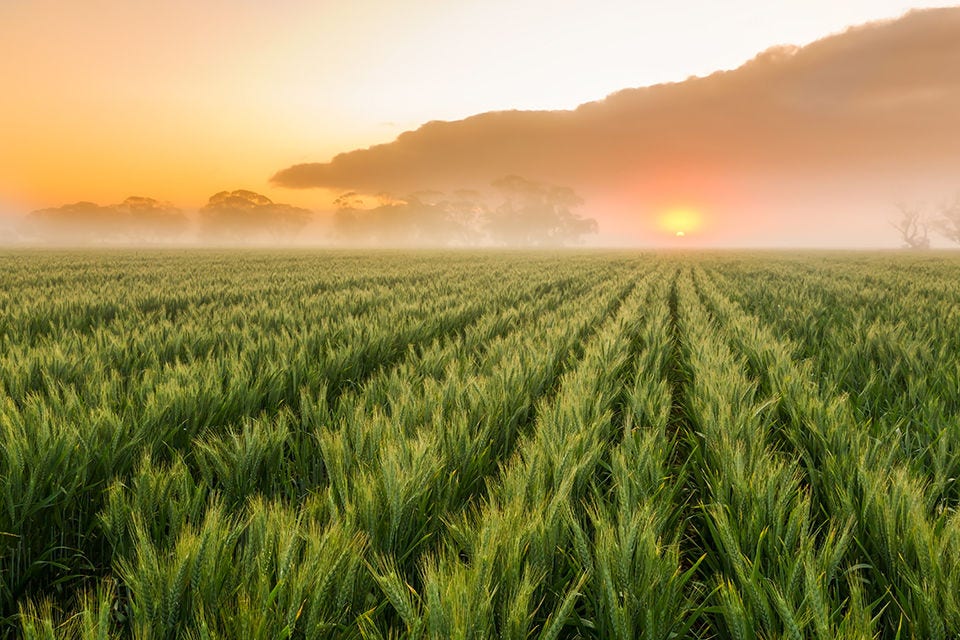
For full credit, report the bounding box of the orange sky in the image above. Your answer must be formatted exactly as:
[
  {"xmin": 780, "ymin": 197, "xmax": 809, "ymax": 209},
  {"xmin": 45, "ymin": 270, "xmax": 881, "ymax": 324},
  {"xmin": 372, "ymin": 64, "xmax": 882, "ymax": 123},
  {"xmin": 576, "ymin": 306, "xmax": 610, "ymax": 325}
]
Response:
[
  {"xmin": 271, "ymin": 6, "xmax": 960, "ymax": 247},
  {"xmin": 1, "ymin": 1, "xmax": 958, "ymax": 245}
]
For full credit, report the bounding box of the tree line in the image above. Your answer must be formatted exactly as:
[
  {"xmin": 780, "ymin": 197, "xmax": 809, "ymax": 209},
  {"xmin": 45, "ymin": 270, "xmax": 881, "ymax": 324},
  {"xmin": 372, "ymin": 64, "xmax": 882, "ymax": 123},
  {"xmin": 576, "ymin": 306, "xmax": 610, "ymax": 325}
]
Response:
[
  {"xmin": 19, "ymin": 191, "xmax": 311, "ymax": 245},
  {"xmin": 333, "ymin": 176, "xmax": 597, "ymax": 247},
  {"xmin": 13, "ymin": 177, "xmax": 598, "ymax": 246}
]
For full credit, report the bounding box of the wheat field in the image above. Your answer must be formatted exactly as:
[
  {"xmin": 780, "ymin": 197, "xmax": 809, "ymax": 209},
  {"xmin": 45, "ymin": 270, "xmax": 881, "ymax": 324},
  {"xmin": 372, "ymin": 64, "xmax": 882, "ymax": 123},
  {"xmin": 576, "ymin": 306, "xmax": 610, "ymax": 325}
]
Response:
[{"xmin": 2, "ymin": 250, "xmax": 959, "ymax": 639}]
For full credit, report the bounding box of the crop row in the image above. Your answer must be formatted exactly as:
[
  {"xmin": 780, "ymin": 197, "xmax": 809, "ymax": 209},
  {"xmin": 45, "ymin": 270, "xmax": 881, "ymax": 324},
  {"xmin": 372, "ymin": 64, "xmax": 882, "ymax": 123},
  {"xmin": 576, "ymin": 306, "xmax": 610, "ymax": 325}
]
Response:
[{"xmin": 2, "ymin": 250, "xmax": 959, "ymax": 638}]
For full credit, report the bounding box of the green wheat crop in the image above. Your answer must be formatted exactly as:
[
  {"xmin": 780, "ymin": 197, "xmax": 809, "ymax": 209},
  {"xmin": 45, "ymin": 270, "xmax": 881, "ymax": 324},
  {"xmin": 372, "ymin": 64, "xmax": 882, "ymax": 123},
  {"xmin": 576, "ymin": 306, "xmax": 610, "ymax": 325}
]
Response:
[{"xmin": 2, "ymin": 249, "xmax": 959, "ymax": 638}]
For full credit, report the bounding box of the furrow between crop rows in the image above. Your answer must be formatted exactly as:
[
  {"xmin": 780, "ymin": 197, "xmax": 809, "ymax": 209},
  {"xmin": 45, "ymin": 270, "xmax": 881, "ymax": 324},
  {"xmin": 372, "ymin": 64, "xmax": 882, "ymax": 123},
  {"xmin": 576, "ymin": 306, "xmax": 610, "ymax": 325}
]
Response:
[{"xmin": 6, "ymin": 251, "xmax": 960, "ymax": 639}]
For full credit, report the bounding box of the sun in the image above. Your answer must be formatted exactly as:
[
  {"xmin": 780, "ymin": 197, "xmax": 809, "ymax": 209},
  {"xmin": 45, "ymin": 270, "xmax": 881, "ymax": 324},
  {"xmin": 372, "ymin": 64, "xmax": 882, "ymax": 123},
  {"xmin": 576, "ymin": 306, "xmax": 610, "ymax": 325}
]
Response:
[{"xmin": 658, "ymin": 207, "xmax": 702, "ymax": 237}]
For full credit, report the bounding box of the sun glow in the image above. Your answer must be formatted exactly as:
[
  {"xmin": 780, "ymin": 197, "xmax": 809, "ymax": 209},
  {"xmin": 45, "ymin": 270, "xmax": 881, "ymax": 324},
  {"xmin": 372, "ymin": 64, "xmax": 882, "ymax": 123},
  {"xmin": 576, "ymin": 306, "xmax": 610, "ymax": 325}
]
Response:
[{"xmin": 659, "ymin": 207, "xmax": 702, "ymax": 236}]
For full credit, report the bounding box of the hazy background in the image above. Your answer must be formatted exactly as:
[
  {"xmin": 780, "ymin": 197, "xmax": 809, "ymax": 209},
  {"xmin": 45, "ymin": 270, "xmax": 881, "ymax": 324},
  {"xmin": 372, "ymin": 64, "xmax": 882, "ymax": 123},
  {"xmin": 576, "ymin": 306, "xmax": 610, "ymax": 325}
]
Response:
[{"xmin": 2, "ymin": 1, "xmax": 959, "ymax": 247}]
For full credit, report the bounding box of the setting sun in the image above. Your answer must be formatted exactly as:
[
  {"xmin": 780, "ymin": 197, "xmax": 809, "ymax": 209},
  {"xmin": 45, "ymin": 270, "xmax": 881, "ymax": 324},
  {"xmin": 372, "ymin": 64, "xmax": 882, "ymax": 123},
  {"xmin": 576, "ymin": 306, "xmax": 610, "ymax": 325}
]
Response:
[
  {"xmin": 5, "ymin": 3, "xmax": 960, "ymax": 637},
  {"xmin": 659, "ymin": 207, "xmax": 702, "ymax": 236}
]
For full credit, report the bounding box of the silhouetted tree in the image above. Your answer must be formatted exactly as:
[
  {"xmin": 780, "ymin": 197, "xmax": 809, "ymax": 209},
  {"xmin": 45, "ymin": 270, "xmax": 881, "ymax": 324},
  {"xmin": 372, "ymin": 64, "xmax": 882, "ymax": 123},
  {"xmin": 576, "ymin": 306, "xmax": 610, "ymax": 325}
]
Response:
[
  {"xmin": 485, "ymin": 176, "xmax": 597, "ymax": 246},
  {"xmin": 935, "ymin": 194, "xmax": 960, "ymax": 245},
  {"xmin": 891, "ymin": 202, "xmax": 930, "ymax": 249},
  {"xmin": 401, "ymin": 190, "xmax": 484, "ymax": 245},
  {"xmin": 332, "ymin": 190, "xmax": 484, "ymax": 246},
  {"xmin": 24, "ymin": 201, "xmax": 126, "ymax": 243},
  {"xmin": 200, "ymin": 190, "xmax": 311, "ymax": 242},
  {"xmin": 331, "ymin": 192, "xmax": 366, "ymax": 243},
  {"xmin": 113, "ymin": 196, "xmax": 187, "ymax": 241},
  {"xmin": 447, "ymin": 189, "xmax": 488, "ymax": 244},
  {"xmin": 23, "ymin": 197, "xmax": 189, "ymax": 244},
  {"xmin": 330, "ymin": 177, "xmax": 596, "ymax": 246}
]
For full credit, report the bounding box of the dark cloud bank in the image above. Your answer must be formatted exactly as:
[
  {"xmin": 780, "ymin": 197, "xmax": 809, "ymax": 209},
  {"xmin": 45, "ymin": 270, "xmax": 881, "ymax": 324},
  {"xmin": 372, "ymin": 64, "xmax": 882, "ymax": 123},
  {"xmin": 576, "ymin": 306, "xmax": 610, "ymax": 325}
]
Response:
[{"xmin": 273, "ymin": 7, "xmax": 960, "ymax": 247}]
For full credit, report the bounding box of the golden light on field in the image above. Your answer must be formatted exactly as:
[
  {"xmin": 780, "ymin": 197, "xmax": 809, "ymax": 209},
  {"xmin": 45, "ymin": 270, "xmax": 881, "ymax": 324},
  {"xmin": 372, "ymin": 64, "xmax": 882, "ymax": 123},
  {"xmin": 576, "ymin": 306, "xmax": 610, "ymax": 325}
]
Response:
[{"xmin": 659, "ymin": 207, "xmax": 702, "ymax": 236}]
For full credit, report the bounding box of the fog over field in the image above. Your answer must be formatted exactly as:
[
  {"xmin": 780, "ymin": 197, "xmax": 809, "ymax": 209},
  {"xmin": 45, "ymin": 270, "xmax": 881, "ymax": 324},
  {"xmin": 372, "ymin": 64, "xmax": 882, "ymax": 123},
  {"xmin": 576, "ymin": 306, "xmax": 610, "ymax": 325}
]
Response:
[
  {"xmin": 1, "ymin": 4, "xmax": 958, "ymax": 248},
  {"xmin": 6, "ymin": 3, "xmax": 960, "ymax": 637},
  {"xmin": 271, "ymin": 7, "xmax": 960, "ymax": 248},
  {"xmin": 0, "ymin": 8, "xmax": 960, "ymax": 247}
]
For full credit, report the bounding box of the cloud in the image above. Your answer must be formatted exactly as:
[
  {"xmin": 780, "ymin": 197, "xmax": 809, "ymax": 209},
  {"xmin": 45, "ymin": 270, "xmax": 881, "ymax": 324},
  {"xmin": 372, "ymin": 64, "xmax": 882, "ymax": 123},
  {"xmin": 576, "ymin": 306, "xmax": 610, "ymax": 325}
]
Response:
[{"xmin": 271, "ymin": 8, "xmax": 960, "ymax": 246}]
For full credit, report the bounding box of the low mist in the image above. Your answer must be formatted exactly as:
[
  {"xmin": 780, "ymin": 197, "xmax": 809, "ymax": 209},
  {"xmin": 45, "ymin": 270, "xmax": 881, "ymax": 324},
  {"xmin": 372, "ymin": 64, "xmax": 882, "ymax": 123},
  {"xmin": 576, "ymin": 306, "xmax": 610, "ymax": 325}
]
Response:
[
  {"xmin": 268, "ymin": 7, "xmax": 960, "ymax": 249},
  {"xmin": 4, "ymin": 8, "xmax": 960, "ymax": 249},
  {"xmin": 2, "ymin": 178, "xmax": 600, "ymax": 248}
]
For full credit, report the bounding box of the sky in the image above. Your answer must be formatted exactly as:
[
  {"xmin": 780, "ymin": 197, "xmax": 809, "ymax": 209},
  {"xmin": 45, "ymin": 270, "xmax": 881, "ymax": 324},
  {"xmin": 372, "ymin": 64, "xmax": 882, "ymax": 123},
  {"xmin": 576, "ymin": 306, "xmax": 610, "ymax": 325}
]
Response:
[{"xmin": 1, "ymin": 1, "xmax": 958, "ymax": 246}]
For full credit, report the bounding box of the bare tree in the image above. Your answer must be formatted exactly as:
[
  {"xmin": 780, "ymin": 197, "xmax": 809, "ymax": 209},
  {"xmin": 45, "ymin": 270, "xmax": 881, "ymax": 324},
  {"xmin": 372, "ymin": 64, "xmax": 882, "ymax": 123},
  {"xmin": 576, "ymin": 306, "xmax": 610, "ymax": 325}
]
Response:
[
  {"xmin": 935, "ymin": 193, "xmax": 960, "ymax": 245},
  {"xmin": 891, "ymin": 202, "xmax": 930, "ymax": 249}
]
